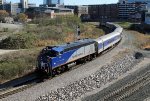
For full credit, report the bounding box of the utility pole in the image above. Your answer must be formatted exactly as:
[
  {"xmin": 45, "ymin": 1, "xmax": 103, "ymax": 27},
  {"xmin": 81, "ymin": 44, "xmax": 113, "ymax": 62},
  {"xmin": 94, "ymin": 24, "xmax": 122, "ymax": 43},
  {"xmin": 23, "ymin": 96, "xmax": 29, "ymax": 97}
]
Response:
[
  {"xmin": 74, "ymin": 25, "xmax": 80, "ymax": 41},
  {"xmin": 76, "ymin": 25, "xmax": 80, "ymax": 40}
]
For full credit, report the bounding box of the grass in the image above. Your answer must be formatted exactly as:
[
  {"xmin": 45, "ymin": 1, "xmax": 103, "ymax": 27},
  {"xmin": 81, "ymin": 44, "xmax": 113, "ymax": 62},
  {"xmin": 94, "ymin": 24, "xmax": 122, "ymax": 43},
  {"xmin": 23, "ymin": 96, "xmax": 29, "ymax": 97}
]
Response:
[
  {"xmin": 0, "ymin": 49, "xmax": 40, "ymax": 83},
  {"xmin": 115, "ymin": 22, "xmax": 132, "ymax": 29},
  {"xmin": 0, "ymin": 28, "xmax": 16, "ymax": 37},
  {"xmin": 116, "ymin": 22, "xmax": 150, "ymax": 50},
  {"xmin": 128, "ymin": 31, "xmax": 150, "ymax": 49},
  {"xmin": 0, "ymin": 32, "xmax": 37, "ymax": 49}
]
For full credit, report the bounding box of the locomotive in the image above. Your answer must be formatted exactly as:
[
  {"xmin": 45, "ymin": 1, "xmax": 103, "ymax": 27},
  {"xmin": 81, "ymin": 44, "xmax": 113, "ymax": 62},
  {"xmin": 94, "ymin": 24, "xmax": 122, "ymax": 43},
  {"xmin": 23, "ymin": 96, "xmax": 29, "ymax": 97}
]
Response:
[{"xmin": 37, "ymin": 22, "xmax": 123, "ymax": 76}]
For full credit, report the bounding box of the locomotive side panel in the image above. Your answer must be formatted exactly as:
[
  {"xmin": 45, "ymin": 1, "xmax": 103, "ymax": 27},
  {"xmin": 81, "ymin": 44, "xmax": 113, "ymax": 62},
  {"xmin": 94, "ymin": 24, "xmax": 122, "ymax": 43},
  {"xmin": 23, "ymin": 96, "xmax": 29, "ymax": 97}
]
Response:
[{"xmin": 51, "ymin": 43, "xmax": 96, "ymax": 69}]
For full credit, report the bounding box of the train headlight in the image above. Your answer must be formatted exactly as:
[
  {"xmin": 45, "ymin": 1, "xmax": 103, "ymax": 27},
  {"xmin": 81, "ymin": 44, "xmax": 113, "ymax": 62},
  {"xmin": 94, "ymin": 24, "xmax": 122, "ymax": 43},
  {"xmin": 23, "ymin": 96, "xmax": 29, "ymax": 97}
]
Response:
[{"xmin": 41, "ymin": 62, "xmax": 45, "ymax": 68}]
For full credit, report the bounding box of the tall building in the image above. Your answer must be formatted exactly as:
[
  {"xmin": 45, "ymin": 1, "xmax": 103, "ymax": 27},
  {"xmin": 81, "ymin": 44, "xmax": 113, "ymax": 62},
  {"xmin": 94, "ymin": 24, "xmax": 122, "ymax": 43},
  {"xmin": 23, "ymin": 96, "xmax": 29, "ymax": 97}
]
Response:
[
  {"xmin": 20, "ymin": 0, "xmax": 28, "ymax": 9},
  {"xmin": 43, "ymin": 0, "xmax": 64, "ymax": 5},
  {"xmin": 128, "ymin": 0, "xmax": 150, "ymax": 3},
  {"xmin": 0, "ymin": 0, "xmax": 35, "ymax": 15},
  {"xmin": 0, "ymin": 3, "xmax": 22, "ymax": 15},
  {"xmin": 118, "ymin": 0, "xmax": 147, "ymax": 19},
  {"xmin": 119, "ymin": 0, "xmax": 128, "ymax": 4}
]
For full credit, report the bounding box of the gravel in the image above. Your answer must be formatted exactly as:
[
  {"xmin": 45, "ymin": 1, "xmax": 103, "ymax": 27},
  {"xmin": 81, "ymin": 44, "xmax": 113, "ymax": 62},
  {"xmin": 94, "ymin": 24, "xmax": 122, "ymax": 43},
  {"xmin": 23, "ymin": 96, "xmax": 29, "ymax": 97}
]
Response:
[
  {"xmin": 35, "ymin": 52, "xmax": 142, "ymax": 101},
  {"xmin": 82, "ymin": 58, "xmax": 150, "ymax": 101}
]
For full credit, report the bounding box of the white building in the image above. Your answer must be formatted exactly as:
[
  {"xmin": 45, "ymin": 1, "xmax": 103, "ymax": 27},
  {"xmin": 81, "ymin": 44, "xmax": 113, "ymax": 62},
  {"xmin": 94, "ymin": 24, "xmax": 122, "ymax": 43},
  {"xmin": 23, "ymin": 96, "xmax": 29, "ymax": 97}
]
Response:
[
  {"xmin": 43, "ymin": 0, "xmax": 64, "ymax": 5},
  {"xmin": 119, "ymin": 0, "xmax": 128, "ymax": 4},
  {"xmin": 20, "ymin": 0, "xmax": 28, "ymax": 9}
]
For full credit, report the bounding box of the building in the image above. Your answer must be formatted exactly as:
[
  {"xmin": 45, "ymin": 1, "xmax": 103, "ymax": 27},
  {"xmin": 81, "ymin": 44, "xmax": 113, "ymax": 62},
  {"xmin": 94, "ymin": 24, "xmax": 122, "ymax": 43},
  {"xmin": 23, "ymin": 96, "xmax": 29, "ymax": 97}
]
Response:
[
  {"xmin": 44, "ymin": 9, "xmax": 73, "ymax": 18},
  {"xmin": 0, "ymin": 0, "xmax": 6, "ymax": 5},
  {"xmin": 118, "ymin": 0, "xmax": 147, "ymax": 19},
  {"xmin": 43, "ymin": 0, "xmax": 64, "ymax": 5},
  {"xmin": 119, "ymin": 0, "xmax": 128, "ymax": 4},
  {"xmin": 145, "ymin": 5, "xmax": 150, "ymax": 24},
  {"xmin": 0, "ymin": 0, "xmax": 36, "ymax": 15},
  {"xmin": 65, "ymin": 5, "xmax": 88, "ymax": 16},
  {"xmin": 88, "ymin": 4, "xmax": 118, "ymax": 21},
  {"xmin": 77, "ymin": 6, "xmax": 88, "ymax": 16},
  {"xmin": 118, "ymin": 3, "xmax": 135, "ymax": 18},
  {"xmin": 28, "ymin": 3, "xmax": 36, "ymax": 8},
  {"xmin": 128, "ymin": 0, "xmax": 150, "ymax": 3},
  {"xmin": 25, "ymin": 6, "xmax": 74, "ymax": 19},
  {"xmin": 20, "ymin": 0, "xmax": 28, "ymax": 9},
  {"xmin": 1, "ymin": 3, "xmax": 22, "ymax": 15},
  {"xmin": 0, "ymin": 2, "xmax": 36, "ymax": 15},
  {"xmin": 20, "ymin": 0, "xmax": 28, "ymax": 12},
  {"xmin": 118, "ymin": 0, "xmax": 150, "ymax": 25},
  {"xmin": 145, "ymin": 12, "xmax": 150, "ymax": 24},
  {"xmin": 0, "ymin": 0, "xmax": 2, "ymax": 5}
]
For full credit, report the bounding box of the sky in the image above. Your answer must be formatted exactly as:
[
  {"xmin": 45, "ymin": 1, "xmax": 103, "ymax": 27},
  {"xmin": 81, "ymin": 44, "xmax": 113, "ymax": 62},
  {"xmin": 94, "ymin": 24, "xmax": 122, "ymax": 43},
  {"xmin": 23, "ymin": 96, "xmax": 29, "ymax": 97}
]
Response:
[{"xmin": 6, "ymin": 0, "xmax": 118, "ymax": 6}]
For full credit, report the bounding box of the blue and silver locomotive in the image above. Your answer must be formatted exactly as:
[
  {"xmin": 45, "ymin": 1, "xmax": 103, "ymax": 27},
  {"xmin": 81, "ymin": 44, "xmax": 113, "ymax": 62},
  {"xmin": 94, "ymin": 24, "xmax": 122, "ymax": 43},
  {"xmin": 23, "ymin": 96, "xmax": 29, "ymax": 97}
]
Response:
[{"xmin": 37, "ymin": 38, "xmax": 98, "ymax": 76}]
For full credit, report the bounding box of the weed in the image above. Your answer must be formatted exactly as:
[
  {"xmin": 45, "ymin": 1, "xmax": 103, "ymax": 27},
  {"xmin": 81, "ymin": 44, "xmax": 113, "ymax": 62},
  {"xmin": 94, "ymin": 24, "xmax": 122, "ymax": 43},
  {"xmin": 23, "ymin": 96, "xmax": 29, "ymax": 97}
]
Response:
[{"xmin": 0, "ymin": 49, "xmax": 40, "ymax": 83}]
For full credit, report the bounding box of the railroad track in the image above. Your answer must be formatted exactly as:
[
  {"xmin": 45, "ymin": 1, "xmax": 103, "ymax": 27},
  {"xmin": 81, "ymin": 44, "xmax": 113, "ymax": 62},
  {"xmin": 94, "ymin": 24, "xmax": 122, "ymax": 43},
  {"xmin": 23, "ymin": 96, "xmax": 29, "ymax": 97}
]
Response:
[
  {"xmin": 99, "ymin": 70, "xmax": 150, "ymax": 101},
  {"xmin": 0, "ymin": 72, "xmax": 40, "ymax": 99},
  {"xmin": 0, "ymin": 83, "xmax": 36, "ymax": 99},
  {"xmin": 0, "ymin": 42, "xmax": 119, "ymax": 99}
]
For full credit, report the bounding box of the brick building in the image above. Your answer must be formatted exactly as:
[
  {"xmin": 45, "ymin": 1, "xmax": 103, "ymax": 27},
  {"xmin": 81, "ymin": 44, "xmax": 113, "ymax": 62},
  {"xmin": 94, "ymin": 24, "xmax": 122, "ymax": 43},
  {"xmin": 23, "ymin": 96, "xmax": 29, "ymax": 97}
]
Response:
[{"xmin": 88, "ymin": 4, "xmax": 118, "ymax": 21}]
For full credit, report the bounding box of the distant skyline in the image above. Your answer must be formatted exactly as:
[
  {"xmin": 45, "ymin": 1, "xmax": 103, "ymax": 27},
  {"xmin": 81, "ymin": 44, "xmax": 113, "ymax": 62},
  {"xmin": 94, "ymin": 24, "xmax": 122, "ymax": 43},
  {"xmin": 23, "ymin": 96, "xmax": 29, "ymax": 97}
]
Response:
[{"xmin": 6, "ymin": 0, "xmax": 118, "ymax": 6}]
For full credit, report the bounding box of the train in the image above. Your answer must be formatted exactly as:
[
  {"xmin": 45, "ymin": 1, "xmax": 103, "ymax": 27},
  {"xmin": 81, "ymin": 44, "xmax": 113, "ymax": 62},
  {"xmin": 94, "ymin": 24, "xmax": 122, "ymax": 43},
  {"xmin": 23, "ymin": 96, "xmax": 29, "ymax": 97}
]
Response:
[{"xmin": 37, "ymin": 22, "xmax": 123, "ymax": 76}]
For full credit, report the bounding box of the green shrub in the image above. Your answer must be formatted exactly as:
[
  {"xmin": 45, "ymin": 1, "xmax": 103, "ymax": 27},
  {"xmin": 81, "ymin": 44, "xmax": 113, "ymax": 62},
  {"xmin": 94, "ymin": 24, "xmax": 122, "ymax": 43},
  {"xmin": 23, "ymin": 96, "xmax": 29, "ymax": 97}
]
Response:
[
  {"xmin": 0, "ymin": 32, "xmax": 37, "ymax": 49},
  {"xmin": 30, "ymin": 15, "xmax": 81, "ymax": 27},
  {"xmin": 3, "ymin": 28, "xmax": 8, "ymax": 32},
  {"xmin": 0, "ymin": 49, "xmax": 39, "ymax": 82},
  {"xmin": 116, "ymin": 22, "xmax": 132, "ymax": 29}
]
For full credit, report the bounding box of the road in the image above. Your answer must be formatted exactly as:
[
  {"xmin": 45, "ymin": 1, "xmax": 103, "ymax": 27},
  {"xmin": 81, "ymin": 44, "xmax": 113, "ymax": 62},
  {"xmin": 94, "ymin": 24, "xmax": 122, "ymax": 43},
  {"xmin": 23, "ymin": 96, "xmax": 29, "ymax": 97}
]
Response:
[{"xmin": 0, "ymin": 23, "xmax": 23, "ymax": 30}]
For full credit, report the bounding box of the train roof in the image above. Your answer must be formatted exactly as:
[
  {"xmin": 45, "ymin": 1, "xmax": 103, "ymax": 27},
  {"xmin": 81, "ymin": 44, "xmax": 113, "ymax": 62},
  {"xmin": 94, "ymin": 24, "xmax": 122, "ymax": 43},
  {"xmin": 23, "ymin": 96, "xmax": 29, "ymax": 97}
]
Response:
[
  {"xmin": 47, "ymin": 38, "xmax": 95, "ymax": 52},
  {"xmin": 101, "ymin": 32, "xmax": 120, "ymax": 40},
  {"xmin": 95, "ymin": 31, "xmax": 120, "ymax": 43}
]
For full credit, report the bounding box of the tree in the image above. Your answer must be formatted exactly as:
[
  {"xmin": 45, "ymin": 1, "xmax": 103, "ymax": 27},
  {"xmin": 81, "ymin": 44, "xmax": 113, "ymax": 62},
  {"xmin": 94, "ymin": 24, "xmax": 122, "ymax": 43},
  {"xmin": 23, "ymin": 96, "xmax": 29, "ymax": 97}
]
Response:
[
  {"xmin": 0, "ymin": 10, "xmax": 9, "ymax": 22},
  {"xmin": 17, "ymin": 13, "xmax": 28, "ymax": 23}
]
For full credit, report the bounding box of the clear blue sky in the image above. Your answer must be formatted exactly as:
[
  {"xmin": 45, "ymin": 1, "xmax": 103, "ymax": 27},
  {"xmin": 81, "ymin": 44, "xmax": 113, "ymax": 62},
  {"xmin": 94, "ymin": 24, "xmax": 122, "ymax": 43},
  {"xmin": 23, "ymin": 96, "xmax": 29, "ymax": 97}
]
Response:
[{"xmin": 6, "ymin": 0, "xmax": 118, "ymax": 6}]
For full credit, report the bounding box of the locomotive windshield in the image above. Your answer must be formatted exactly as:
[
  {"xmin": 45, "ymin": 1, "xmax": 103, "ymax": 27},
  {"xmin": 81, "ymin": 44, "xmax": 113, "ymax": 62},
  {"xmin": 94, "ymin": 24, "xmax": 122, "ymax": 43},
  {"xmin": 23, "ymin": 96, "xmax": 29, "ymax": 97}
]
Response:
[{"xmin": 42, "ymin": 49, "xmax": 59, "ymax": 57}]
